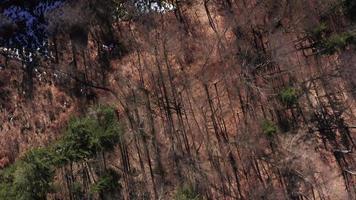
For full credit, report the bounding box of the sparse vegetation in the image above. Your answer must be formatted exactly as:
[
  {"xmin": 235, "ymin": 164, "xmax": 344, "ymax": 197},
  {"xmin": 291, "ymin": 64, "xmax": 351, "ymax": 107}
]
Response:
[
  {"xmin": 309, "ymin": 20, "xmax": 355, "ymax": 54},
  {"xmin": 261, "ymin": 120, "xmax": 278, "ymax": 137},
  {"xmin": 1, "ymin": 0, "xmax": 356, "ymax": 199},
  {"xmin": 279, "ymin": 87, "xmax": 298, "ymax": 107},
  {"xmin": 322, "ymin": 32, "xmax": 355, "ymax": 54},
  {"xmin": 310, "ymin": 22, "xmax": 328, "ymax": 40},
  {"xmin": 90, "ymin": 169, "xmax": 121, "ymax": 194},
  {"xmin": 175, "ymin": 185, "xmax": 202, "ymax": 200}
]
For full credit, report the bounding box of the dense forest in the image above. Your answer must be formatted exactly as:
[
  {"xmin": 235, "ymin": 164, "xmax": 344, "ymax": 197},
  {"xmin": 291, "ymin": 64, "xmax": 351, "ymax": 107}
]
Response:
[{"xmin": 0, "ymin": 0, "xmax": 356, "ymax": 199}]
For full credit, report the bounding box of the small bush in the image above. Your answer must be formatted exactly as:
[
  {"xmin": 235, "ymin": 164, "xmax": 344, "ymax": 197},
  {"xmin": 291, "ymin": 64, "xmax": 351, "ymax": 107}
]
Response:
[
  {"xmin": 90, "ymin": 169, "xmax": 121, "ymax": 194},
  {"xmin": 279, "ymin": 87, "xmax": 298, "ymax": 107},
  {"xmin": 323, "ymin": 32, "xmax": 354, "ymax": 54},
  {"xmin": 261, "ymin": 120, "xmax": 278, "ymax": 137},
  {"xmin": 175, "ymin": 185, "xmax": 202, "ymax": 200},
  {"xmin": 309, "ymin": 22, "xmax": 355, "ymax": 55},
  {"xmin": 310, "ymin": 22, "xmax": 328, "ymax": 40}
]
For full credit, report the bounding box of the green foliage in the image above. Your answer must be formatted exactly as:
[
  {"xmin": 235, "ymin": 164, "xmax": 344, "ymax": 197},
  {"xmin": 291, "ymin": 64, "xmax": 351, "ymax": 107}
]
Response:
[
  {"xmin": 94, "ymin": 105, "xmax": 122, "ymax": 151},
  {"xmin": 16, "ymin": 149, "xmax": 55, "ymax": 200},
  {"xmin": 261, "ymin": 120, "xmax": 278, "ymax": 137},
  {"xmin": 309, "ymin": 21, "xmax": 355, "ymax": 55},
  {"xmin": 0, "ymin": 148, "xmax": 55, "ymax": 200},
  {"xmin": 54, "ymin": 117, "xmax": 100, "ymax": 163},
  {"xmin": 90, "ymin": 169, "xmax": 121, "ymax": 194},
  {"xmin": 322, "ymin": 32, "xmax": 354, "ymax": 54},
  {"xmin": 54, "ymin": 105, "xmax": 121, "ymax": 165},
  {"xmin": 0, "ymin": 105, "xmax": 122, "ymax": 199},
  {"xmin": 175, "ymin": 185, "xmax": 202, "ymax": 200},
  {"xmin": 279, "ymin": 87, "xmax": 298, "ymax": 107},
  {"xmin": 310, "ymin": 23, "xmax": 328, "ymax": 40},
  {"xmin": 71, "ymin": 181, "xmax": 85, "ymax": 199},
  {"xmin": 0, "ymin": 164, "xmax": 19, "ymax": 199}
]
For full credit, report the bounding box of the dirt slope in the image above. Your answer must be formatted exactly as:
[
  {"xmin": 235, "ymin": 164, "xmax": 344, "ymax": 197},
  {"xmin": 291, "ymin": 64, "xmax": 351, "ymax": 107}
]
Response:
[{"xmin": 0, "ymin": 0, "xmax": 355, "ymax": 199}]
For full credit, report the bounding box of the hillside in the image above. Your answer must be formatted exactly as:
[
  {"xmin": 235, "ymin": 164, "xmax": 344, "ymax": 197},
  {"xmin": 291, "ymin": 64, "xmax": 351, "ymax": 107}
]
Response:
[{"xmin": 0, "ymin": 0, "xmax": 355, "ymax": 199}]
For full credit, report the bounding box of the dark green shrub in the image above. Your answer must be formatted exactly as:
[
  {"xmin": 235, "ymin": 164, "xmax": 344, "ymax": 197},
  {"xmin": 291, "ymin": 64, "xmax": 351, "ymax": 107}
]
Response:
[
  {"xmin": 310, "ymin": 22, "xmax": 328, "ymax": 40},
  {"xmin": 90, "ymin": 169, "xmax": 121, "ymax": 194},
  {"xmin": 93, "ymin": 105, "xmax": 122, "ymax": 152},
  {"xmin": 54, "ymin": 105, "xmax": 121, "ymax": 165},
  {"xmin": 261, "ymin": 120, "xmax": 278, "ymax": 137},
  {"xmin": 309, "ymin": 21, "xmax": 355, "ymax": 55},
  {"xmin": 0, "ymin": 148, "xmax": 55, "ymax": 200},
  {"xmin": 323, "ymin": 32, "xmax": 354, "ymax": 54},
  {"xmin": 279, "ymin": 87, "xmax": 298, "ymax": 107},
  {"xmin": 0, "ymin": 163, "xmax": 19, "ymax": 199},
  {"xmin": 54, "ymin": 117, "xmax": 99, "ymax": 163}
]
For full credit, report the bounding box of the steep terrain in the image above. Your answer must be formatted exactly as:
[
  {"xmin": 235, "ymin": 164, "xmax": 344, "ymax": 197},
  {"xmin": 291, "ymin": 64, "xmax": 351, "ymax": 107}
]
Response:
[{"xmin": 0, "ymin": 0, "xmax": 355, "ymax": 199}]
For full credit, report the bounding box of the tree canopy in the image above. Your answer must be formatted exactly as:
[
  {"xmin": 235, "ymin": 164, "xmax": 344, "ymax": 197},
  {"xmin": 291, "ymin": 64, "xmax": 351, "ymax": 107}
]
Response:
[{"xmin": 0, "ymin": 105, "xmax": 122, "ymax": 200}]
